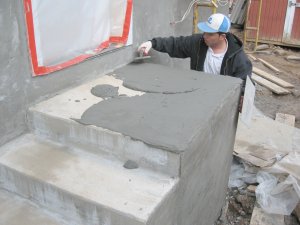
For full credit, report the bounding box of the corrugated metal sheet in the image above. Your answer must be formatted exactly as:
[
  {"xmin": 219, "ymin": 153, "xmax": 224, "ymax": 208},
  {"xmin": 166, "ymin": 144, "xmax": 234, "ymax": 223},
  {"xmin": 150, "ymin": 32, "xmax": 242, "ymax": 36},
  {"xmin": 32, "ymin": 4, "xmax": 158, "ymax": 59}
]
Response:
[{"xmin": 231, "ymin": 0, "xmax": 247, "ymax": 25}]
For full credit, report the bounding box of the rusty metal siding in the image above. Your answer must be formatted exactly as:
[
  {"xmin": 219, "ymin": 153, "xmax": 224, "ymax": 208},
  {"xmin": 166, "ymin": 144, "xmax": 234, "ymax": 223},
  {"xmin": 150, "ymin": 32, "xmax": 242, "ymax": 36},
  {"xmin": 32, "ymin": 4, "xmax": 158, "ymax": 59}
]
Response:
[{"xmin": 248, "ymin": 0, "xmax": 288, "ymax": 43}]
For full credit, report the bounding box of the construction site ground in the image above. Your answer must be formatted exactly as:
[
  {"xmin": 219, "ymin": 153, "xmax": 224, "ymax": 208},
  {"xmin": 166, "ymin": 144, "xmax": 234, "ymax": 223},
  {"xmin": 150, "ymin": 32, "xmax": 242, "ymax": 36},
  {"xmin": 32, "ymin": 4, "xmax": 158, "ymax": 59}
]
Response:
[
  {"xmin": 214, "ymin": 34, "xmax": 300, "ymax": 225},
  {"xmin": 252, "ymin": 49, "xmax": 300, "ymax": 129},
  {"xmin": 233, "ymin": 27, "xmax": 300, "ymax": 128}
]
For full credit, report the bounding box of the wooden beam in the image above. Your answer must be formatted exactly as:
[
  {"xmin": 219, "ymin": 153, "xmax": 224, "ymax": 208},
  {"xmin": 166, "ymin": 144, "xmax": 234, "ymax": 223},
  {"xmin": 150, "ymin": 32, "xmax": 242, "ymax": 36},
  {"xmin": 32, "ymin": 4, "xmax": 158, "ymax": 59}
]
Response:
[
  {"xmin": 248, "ymin": 54, "xmax": 258, "ymax": 61},
  {"xmin": 257, "ymin": 58, "xmax": 280, "ymax": 73},
  {"xmin": 275, "ymin": 113, "xmax": 295, "ymax": 127},
  {"xmin": 252, "ymin": 74, "xmax": 291, "ymax": 95},
  {"xmin": 253, "ymin": 67, "xmax": 294, "ymax": 88}
]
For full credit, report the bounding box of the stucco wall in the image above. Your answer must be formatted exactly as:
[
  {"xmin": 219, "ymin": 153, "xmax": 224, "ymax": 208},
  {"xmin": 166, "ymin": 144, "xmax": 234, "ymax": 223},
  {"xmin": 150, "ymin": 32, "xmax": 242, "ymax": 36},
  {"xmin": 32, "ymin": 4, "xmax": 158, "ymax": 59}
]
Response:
[{"xmin": 0, "ymin": 0, "xmax": 228, "ymax": 145}]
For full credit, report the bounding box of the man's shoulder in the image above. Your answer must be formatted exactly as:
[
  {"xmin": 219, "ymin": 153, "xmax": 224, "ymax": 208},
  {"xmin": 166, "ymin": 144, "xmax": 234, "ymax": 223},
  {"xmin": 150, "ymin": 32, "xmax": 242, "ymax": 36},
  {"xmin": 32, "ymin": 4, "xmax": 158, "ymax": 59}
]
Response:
[
  {"xmin": 181, "ymin": 33, "xmax": 204, "ymax": 46},
  {"xmin": 191, "ymin": 33, "xmax": 203, "ymax": 40}
]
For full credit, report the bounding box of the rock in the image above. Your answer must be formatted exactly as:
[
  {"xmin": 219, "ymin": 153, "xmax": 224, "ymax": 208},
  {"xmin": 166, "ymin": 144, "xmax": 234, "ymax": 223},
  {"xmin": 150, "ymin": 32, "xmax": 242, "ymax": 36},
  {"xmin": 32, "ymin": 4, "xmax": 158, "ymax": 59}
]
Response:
[
  {"xmin": 236, "ymin": 194, "xmax": 256, "ymax": 214},
  {"xmin": 218, "ymin": 200, "xmax": 229, "ymax": 223},
  {"xmin": 284, "ymin": 214, "xmax": 300, "ymax": 225},
  {"xmin": 256, "ymin": 44, "xmax": 270, "ymax": 51},
  {"xmin": 292, "ymin": 89, "xmax": 300, "ymax": 98},
  {"xmin": 247, "ymin": 185, "xmax": 257, "ymax": 193},
  {"xmin": 123, "ymin": 160, "xmax": 139, "ymax": 169}
]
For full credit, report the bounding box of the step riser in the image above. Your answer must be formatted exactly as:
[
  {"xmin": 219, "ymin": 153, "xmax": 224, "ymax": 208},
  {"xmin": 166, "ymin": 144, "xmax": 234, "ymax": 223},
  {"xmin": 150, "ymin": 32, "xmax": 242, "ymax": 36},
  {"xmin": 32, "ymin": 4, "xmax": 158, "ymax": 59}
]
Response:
[
  {"xmin": 28, "ymin": 111, "xmax": 180, "ymax": 177},
  {"xmin": 0, "ymin": 165, "xmax": 145, "ymax": 225}
]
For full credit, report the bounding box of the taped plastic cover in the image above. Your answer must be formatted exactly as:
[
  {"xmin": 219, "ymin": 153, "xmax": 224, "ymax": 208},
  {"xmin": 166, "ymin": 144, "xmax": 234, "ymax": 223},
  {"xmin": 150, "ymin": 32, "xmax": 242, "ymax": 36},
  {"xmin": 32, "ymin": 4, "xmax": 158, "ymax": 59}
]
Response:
[{"xmin": 24, "ymin": 0, "xmax": 132, "ymax": 76}]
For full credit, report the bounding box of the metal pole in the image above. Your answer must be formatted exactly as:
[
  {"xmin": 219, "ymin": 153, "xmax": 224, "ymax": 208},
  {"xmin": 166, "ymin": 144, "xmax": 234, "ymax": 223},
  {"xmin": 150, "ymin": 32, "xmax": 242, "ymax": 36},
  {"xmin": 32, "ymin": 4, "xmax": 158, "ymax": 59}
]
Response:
[
  {"xmin": 193, "ymin": 3, "xmax": 199, "ymax": 34},
  {"xmin": 254, "ymin": 0, "xmax": 263, "ymax": 50},
  {"xmin": 243, "ymin": 0, "xmax": 251, "ymax": 45}
]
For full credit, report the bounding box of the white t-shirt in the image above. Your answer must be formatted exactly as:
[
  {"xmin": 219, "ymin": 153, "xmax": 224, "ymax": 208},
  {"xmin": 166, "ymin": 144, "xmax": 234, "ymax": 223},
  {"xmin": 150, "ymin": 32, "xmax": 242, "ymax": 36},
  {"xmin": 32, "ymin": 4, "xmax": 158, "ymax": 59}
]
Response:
[{"xmin": 203, "ymin": 39, "xmax": 228, "ymax": 75}]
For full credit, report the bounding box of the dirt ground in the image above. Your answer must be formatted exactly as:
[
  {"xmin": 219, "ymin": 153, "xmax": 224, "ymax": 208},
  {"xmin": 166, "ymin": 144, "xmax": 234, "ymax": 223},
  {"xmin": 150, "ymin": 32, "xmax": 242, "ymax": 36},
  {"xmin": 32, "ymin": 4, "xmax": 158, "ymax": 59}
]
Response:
[
  {"xmin": 232, "ymin": 28, "xmax": 300, "ymax": 128},
  {"xmin": 214, "ymin": 186, "xmax": 300, "ymax": 225},
  {"xmin": 250, "ymin": 48, "xmax": 300, "ymax": 129}
]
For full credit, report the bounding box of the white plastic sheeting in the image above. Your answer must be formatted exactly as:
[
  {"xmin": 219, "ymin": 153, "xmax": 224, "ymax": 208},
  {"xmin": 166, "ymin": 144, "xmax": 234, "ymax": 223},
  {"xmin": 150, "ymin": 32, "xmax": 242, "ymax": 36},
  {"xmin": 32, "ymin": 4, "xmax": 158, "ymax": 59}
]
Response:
[
  {"xmin": 256, "ymin": 172, "xmax": 300, "ymax": 215},
  {"xmin": 24, "ymin": 0, "xmax": 132, "ymax": 75}
]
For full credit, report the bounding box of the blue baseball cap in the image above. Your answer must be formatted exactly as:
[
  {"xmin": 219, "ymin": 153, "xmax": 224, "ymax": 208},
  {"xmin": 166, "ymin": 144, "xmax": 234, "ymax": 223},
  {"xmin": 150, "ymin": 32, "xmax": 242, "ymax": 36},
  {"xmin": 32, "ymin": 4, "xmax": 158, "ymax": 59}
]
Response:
[{"xmin": 198, "ymin": 13, "xmax": 231, "ymax": 33}]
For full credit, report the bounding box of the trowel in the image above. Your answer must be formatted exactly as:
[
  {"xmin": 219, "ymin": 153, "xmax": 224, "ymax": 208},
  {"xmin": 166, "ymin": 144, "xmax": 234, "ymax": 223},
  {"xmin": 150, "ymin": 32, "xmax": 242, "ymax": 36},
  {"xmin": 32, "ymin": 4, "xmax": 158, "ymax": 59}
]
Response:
[{"xmin": 132, "ymin": 50, "xmax": 151, "ymax": 63}]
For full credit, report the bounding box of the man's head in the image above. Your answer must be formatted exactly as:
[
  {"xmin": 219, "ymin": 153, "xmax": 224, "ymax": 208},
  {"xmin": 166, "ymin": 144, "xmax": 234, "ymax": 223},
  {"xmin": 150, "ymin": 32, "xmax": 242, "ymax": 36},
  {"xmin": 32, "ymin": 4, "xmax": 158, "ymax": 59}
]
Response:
[
  {"xmin": 198, "ymin": 13, "xmax": 231, "ymax": 33},
  {"xmin": 197, "ymin": 13, "xmax": 230, "ymax": 48}
]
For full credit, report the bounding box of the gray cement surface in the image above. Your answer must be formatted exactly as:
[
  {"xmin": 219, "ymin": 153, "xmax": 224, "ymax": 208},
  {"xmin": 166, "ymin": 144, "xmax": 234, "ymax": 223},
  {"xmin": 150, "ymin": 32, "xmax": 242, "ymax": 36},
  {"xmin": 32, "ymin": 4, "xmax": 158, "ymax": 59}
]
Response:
[{"xmin": 77, "ymin": 63, "xmax": 242, "ymax": 153}]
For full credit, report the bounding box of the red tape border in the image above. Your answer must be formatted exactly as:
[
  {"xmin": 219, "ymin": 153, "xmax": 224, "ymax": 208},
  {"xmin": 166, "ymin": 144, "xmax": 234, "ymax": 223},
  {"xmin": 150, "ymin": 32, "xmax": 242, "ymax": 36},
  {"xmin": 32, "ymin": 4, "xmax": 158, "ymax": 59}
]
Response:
[{"xmin": 24, "ymin": 0, "xmax": 132, "ymax": 76}]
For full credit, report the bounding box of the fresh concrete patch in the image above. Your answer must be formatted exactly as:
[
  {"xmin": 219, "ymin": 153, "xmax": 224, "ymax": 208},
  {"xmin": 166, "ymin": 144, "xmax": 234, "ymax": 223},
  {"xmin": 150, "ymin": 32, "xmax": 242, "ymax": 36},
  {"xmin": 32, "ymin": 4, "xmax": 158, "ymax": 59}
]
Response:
[{"xmin": 91, "ymin": 84, "xmax": 119, "ymax": 98}]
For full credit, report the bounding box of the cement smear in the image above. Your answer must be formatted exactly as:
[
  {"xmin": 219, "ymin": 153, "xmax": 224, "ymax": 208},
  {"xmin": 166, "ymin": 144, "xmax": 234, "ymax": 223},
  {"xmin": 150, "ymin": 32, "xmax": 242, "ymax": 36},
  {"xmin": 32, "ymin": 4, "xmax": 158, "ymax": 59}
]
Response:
[
  {"xmin": 76, "ymin": 64, "xmax": 242, "ymax": 152},
  {"xmin": 114, "ymin": 63, "xmax": 204, "ymax": 94},
  {"xmin": 91, "ymin": 84, "xmax": 119, "ymax": 98}
]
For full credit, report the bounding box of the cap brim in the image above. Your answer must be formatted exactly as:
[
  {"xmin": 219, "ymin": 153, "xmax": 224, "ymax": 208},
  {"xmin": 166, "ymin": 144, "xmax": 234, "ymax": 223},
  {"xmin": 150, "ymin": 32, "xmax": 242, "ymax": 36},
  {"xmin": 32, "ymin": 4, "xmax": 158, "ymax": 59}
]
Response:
[{"xmin": 197, "ymin": 22, "xmax": 218, "ymax": 33}]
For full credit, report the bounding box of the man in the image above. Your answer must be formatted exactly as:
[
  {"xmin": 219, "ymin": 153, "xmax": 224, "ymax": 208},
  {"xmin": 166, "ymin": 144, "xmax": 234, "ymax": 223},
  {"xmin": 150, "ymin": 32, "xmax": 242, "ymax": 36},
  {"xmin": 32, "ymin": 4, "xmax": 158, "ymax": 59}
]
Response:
[{"xmin": 138, "ymin": 13, "xmax": 252, "ymax": 87}]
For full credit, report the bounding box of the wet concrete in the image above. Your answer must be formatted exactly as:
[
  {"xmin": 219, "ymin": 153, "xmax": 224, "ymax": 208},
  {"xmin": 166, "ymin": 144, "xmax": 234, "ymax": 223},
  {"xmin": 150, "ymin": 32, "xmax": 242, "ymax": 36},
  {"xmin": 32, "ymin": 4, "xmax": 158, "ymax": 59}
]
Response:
[
  {"xmin": 114, "ymin": 63, "xmax": 202, "ymax": 94},
  {"xmin": 91, "ymin": 84, "xmax": 119, "ymax": 98},
  {"xmin": 77, "ymin": 63, "xmax": 242, "ymax": 152}
]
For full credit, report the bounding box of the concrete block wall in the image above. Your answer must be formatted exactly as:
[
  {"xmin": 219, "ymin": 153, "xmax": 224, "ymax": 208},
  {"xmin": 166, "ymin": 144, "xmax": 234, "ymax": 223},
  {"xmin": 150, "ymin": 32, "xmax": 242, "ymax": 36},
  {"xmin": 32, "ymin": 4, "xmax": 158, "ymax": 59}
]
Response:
[{"xmin": 2, "ymin": 0, "xmax": 223, "ymax": 145}]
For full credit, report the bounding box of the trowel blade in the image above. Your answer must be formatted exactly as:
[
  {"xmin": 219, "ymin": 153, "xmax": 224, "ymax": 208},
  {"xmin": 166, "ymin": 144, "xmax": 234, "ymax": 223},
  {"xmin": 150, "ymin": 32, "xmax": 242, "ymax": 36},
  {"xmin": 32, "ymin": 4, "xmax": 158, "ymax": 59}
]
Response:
[{"xmin": 131, "ymin": 55, "xmax": 151, "ymax": 63}]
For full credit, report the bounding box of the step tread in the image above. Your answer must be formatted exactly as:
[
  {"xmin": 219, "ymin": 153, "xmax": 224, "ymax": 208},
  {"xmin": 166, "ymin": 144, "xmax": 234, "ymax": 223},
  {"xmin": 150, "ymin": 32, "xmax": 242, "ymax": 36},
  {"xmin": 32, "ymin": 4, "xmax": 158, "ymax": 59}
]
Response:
[
  {"xmin": 0, "ymin": 188, "xmax": 66, "ymax": 225},
  {"xmin": 0, "ymin": 134, "xmax": 177, "ymax": 221},
  {"xmin": 29, "ymin": 75, "xmax": 143, "ymax": 120}
]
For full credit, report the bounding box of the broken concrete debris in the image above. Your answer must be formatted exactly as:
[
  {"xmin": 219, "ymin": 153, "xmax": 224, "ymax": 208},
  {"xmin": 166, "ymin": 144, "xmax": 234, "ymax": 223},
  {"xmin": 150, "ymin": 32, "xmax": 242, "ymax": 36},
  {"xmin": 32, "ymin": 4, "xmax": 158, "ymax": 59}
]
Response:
[
  {"xmin": 231, "ymin": 107, "xmax": 300, "ymax": 220},
  {"xmin": 274, "ymin": 48, "xmax": 288, "ymax": 56},
  {"xmin": 123, "ymin": 160, "xmax": 139, "ymax": 169},
  {"xmin": 250, "ymin": 206, "xmax": 284, "ymax": 225},
  {"xmin": 275, "ymin": 113, "xmax": 296, "ymax": 127}
]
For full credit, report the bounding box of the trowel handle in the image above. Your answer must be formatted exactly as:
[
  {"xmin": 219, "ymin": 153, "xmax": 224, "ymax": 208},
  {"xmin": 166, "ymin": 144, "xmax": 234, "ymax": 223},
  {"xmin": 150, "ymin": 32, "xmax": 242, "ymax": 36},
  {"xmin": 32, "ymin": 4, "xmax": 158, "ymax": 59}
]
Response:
[{"xmin": 139, "ymin": 49, "xmax": 148, "ymax": 57}]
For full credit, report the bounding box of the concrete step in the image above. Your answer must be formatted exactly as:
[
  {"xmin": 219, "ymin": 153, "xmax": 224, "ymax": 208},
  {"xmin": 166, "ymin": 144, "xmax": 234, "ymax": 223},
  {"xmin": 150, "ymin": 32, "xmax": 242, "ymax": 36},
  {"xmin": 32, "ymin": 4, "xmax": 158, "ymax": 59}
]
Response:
[
  {"xmin": 0, "ymin": 134, "xmax": 177, "ymax": 225},
  {"xmin": 0, "ymin": 188, "xmax": 67, "ymax": 225},
  {"xmin": 27, "ymin": 75, "xmax": 180, "ymax": 177}
]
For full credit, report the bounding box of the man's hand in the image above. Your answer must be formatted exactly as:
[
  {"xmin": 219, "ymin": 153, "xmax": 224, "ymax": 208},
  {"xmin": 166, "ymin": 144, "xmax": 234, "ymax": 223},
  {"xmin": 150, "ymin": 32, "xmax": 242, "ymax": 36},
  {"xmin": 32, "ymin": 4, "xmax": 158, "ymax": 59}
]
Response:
[{"xmin": 138, "ymin": 41, "xmax": 152, "ymax": 55}]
